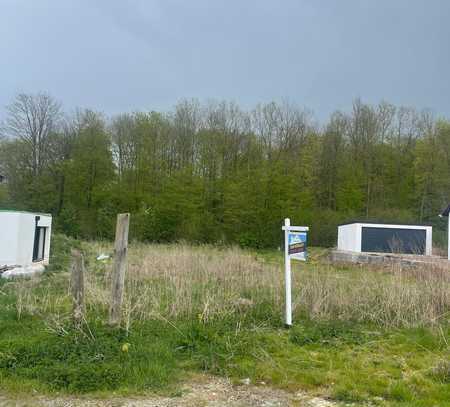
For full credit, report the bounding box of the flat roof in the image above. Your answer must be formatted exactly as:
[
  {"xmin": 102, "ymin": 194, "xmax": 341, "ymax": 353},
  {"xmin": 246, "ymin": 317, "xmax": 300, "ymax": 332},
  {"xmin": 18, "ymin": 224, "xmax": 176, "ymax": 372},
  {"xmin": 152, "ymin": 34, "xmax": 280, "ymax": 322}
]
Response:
[
  {"xmin": 339, "ymin": 220, "xmax": 432, "ymax": 227},
  {"xmin": 0, "ymin": 209, "xmax": 52, "ymax": 217}
]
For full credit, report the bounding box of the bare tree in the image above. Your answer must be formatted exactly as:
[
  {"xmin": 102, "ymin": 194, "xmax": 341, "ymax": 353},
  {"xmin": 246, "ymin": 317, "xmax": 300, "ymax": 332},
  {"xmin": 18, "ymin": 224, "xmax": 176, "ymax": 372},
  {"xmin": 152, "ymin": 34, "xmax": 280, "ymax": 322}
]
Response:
[
  {"xmin": 376, "ymin": 101, "xmax": 396, "ymax": 144},
  {"xmin": 110, "ymin": 113, "xmax": 137, "ymax": 179},
  {"xmin": 2, "ymin": 93, "xmax": 61, "ymax": 176},
  {"xmin": 173, "ymin": 99, "xmax": 202, "ymax": 170},
  {"xmin": 252, "ymin": 102, "xmax": 281, "ymax": 159},
  {"xmin": 251, "ymin": 101, "xmax": 313, "ymax": 161}
]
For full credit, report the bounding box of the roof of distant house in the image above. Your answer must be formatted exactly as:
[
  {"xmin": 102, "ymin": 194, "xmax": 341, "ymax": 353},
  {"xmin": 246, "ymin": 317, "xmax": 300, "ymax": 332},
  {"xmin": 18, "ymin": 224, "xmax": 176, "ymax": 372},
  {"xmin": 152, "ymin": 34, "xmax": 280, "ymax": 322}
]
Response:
[
  {"xmin": 0, "ymin": 209, "xmax": 52, "ymax": 217},
  {"xmin": 440, "ymin": 204, "xmax": 450, "ymax": 217}
]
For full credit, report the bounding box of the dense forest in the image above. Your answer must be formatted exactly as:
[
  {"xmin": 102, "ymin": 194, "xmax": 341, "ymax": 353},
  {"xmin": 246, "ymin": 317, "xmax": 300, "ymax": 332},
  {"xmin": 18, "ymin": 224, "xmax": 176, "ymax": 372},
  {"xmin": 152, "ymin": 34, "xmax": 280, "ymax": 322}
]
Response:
[{"xmin": 1, "ymin": 93, "xmax": 449, "ymax": 247}]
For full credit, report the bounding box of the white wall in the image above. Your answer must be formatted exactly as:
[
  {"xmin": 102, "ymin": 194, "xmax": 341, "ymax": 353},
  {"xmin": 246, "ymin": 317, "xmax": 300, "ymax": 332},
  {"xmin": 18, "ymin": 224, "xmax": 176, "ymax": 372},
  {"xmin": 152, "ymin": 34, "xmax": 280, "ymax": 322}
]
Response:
[
  {"xmin": 337, "ymin": 223, "xmax": 361, "ymax": 252},
  {"xmin": 426, "ymin": 226, "xmax": 433, "ymax": 256},
  {"xmin": 0, "ymin": 212, "xmax": 21, "ymax": 265},
  {"xmin": 0, "ymin": 211, "xmax": 52, "ymax": 266},
  {"xmin": 16, "ymin": 213, "xmax": 36, "ymax": 265}
]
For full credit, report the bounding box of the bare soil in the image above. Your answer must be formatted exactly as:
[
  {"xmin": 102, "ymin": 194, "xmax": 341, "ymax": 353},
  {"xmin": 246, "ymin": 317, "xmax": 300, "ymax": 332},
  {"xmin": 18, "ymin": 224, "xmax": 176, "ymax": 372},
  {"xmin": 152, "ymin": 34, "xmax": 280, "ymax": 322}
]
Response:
[{"xmin": 0, "ymin": 375, "xmax": 340, "ymax": 407}]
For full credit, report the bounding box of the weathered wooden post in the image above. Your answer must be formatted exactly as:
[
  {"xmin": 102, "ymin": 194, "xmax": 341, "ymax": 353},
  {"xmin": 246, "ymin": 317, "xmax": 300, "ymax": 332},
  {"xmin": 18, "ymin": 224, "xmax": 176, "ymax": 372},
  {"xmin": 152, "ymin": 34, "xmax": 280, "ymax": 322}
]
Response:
[
  {"xmin": 71, "ymin": 249, "xmax": 85, "ymax": 328},
  {"xmin": 109, "ymin": 213, "xmax": 130, "ymax": 326}
]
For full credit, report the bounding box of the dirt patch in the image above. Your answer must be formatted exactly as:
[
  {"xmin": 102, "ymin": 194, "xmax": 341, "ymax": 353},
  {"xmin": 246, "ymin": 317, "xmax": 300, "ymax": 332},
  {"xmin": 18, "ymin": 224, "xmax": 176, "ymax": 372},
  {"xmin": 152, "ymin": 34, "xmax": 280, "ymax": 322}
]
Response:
[{"xmin": 0, "ymin": 375, "xmax": 341, "ymax": 407}]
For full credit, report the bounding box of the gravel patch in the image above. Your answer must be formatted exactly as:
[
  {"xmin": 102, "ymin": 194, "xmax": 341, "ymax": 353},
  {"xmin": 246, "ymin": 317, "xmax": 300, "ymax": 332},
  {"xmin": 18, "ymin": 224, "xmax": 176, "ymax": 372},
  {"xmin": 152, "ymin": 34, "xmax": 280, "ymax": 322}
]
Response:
[{"xmin": 0, "ymin": 375, "xmax": 342, "ymax": 407}]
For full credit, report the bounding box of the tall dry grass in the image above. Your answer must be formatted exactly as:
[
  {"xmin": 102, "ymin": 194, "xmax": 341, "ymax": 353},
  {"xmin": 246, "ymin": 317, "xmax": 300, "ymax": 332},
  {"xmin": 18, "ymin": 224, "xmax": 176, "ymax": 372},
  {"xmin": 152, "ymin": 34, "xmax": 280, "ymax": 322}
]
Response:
[
  {"xmin": 8, "ymin": 242, "xmax": 450, "ymax": 328},
  {"xmin": 85, "ymin": 242, "xmax": 450, "ymax": 328},
  {"xmin": 85, "ymin": 243, "xmax": 284, "ymax": 327},
  {"xmin": 299, "ymin": 263, "xmax": 450, "ymax": 327}
]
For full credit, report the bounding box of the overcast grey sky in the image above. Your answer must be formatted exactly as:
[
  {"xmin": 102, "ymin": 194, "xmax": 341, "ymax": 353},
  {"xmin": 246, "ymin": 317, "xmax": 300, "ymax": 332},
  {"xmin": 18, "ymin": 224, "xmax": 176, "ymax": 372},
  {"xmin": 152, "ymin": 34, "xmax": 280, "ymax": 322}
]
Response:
[{"xmin": 1, "ymin": 0, "xmax": 449, "ymax": 121}]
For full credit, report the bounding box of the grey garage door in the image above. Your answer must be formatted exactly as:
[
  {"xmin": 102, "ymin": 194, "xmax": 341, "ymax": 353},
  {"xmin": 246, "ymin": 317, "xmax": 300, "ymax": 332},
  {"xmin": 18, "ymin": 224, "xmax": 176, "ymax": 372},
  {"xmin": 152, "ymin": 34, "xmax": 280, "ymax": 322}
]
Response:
[{"xmin": 361, "ymin": 227, "xmax": 426, "ymax": 255}]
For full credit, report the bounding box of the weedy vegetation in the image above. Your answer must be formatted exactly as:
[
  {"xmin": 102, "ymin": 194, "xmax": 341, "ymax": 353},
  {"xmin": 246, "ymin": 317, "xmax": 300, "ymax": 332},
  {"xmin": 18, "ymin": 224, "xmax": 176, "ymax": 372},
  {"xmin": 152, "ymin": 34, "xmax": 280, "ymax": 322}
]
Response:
[{"xmin": 0, "ymin": 234, "xmax": 449, "ymax": 406}]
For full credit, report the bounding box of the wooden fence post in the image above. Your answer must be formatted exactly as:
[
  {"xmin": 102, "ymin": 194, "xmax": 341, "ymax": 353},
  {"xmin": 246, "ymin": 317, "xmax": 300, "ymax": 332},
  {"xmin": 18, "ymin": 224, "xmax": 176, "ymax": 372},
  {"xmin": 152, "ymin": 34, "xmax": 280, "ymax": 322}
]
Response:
[
  {"xmin": 109, "ymin": 213, "xmax": 130, "ymax": 326},
  {"xmin": 71, "ymin": 249, "xmax": 85, "ymax": 328}
]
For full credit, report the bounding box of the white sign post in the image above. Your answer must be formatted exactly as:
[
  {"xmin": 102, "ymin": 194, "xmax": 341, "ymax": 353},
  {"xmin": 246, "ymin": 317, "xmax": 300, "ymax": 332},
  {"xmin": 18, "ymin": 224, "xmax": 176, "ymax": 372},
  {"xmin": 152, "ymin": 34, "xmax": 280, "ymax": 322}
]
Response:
[
  {"xmin": 446, "ymin": 215, "xmax": 450, "ymax": 260},
  {"xmin": 282, "ymin": 218, "xmax": 308, "ymax": 327},
  {"xmin": 439, "ymin": 204, "xmax": 450, "ymax": 260}
]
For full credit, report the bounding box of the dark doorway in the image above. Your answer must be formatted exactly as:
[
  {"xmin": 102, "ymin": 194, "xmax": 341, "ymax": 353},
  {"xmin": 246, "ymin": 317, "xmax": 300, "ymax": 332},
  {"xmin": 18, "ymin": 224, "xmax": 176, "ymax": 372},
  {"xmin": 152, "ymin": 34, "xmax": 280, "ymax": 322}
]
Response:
[{"xmin": 33, "ymin": 226, "xmax": 47, "ymax": 262}]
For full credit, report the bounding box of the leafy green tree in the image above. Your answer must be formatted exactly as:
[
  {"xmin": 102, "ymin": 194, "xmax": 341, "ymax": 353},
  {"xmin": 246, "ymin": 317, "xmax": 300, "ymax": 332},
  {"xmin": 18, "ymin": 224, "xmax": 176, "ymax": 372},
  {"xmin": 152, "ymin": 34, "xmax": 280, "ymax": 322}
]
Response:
[
  {"xmin": 2, "ymin": 94, "xmax": 449, "ymax": 248},
  {"xmin": 62, "ymin": 110, "xmax": 116, "ymax": 238}
]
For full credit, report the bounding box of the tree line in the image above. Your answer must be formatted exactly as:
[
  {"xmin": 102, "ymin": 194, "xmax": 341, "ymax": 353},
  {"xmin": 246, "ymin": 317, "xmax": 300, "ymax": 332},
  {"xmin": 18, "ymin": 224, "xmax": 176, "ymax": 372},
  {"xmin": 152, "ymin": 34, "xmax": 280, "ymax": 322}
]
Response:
[{"xmin": 1, "ymin": 93, "xmax": 449, "ymax": 247}]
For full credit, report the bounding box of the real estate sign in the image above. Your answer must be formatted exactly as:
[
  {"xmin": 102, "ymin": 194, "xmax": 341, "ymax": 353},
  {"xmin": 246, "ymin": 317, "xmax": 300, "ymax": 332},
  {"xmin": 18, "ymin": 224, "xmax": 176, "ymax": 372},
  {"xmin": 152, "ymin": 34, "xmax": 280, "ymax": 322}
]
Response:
[
  {"xmin": 282, "ymin": 218, "xmax": 309, "ymax": 327},
  {"xmin": 288, "ymin": 231, "xmax": 307, "ymax": 261}
]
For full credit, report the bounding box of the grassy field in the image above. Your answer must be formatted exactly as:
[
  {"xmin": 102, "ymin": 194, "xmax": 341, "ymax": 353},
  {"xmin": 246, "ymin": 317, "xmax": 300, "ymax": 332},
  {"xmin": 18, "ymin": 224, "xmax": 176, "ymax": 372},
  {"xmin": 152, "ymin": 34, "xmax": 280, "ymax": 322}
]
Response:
[{"xmin": 0, "ymin": 235, "xmax": 449, "ymax": 406}]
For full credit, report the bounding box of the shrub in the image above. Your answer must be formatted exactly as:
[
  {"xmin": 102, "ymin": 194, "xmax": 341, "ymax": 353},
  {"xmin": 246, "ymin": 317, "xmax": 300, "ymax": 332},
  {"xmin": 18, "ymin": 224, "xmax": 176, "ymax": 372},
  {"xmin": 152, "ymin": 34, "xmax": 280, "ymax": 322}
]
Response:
[
  {"xmin": 45, "ymin": 233, "xmax": 81, "ymax": 274},
  {"xmin": 289, "ymin": 320, "xmax": 369, "ymax": 346}
]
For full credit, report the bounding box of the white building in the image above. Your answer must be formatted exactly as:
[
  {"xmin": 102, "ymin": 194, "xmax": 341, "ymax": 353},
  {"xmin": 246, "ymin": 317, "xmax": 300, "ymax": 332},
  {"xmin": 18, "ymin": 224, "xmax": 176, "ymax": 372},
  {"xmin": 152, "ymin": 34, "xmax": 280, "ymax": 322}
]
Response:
[
  {"xmin": 337, "ymin": 222, "xmax": 432, "ymax": 256},
  {"xmin": 0, "ymin": 210, "xmax": 52, "ymax": 267}
]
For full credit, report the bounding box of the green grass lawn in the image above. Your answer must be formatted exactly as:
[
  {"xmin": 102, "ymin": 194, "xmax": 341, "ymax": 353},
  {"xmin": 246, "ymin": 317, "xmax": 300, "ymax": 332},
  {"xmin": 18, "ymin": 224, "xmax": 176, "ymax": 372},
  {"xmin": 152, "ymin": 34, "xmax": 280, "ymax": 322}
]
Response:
[{"xmin": 0, "ymin": 236, "xmax": 449, "ymax": 406}]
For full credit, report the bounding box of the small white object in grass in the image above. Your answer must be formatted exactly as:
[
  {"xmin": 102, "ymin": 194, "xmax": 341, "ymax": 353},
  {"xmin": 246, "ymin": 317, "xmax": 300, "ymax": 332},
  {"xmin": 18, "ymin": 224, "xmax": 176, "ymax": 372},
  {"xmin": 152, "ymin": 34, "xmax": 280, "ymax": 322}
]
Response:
[
  {"xmin": 233, "ymin": 297, "xmax": 254, "ymax": 308},
  {"xmin": 96, "ymin": 253, "xmax": 111, "ymax": 261},
  {"xmin": 240, "ymin": 378, "xmax": 251, "ymax": 385}
]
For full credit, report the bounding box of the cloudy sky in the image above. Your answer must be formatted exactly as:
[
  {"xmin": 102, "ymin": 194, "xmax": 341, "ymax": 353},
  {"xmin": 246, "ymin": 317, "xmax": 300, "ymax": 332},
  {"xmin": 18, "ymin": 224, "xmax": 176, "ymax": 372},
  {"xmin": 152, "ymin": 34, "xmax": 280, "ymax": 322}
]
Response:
[{"xmin": 1, "ymin": 0, "xmax": 449, "ymax": 121}]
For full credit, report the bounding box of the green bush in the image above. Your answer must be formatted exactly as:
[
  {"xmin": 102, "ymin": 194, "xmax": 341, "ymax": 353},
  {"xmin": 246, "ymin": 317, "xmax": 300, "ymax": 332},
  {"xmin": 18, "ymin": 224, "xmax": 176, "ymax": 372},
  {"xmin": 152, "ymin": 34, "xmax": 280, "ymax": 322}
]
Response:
[
  {"xmin": 289, "ymin": 320, "xmax": 370, "ymax": 346},
  {"xmin": 45, "ymin": 233, "xmax": 80, "ymax": 274},
  {"xmin": 0, "ymin": 321, "xmax": 180, "ymax": 393},
  {"xmin": 43, "ymin": 363, "xmax": 123, "ymax": 392}
]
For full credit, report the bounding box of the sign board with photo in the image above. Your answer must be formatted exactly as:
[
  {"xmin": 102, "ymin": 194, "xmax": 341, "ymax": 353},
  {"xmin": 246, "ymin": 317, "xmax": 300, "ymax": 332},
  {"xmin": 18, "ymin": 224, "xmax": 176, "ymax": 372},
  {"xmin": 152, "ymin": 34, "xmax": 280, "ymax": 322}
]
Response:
[
  {"xmin": 288, "ymin": 231, "xmax": 307, "ymax": 261},
  {"xmin": 282, "ymin": 218, "xmax": 309, "ymax": 327}
]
